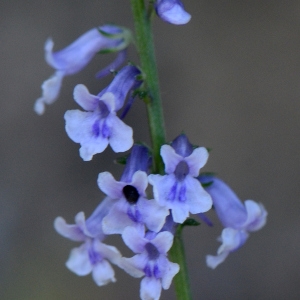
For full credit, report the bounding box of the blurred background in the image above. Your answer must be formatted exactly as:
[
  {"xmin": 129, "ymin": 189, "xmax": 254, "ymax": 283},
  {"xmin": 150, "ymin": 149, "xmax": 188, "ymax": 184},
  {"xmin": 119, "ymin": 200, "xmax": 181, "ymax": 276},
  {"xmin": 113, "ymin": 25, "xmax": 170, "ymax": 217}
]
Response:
[{"xmin": 1, "ymin": 0, "xmax": 300, "ymax": 299}]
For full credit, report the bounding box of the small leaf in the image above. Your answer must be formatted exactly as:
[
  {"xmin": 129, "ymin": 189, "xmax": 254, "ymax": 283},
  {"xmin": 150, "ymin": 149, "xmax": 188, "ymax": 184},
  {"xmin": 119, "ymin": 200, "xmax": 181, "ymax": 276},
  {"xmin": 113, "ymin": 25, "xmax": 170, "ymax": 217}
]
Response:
[
  {"xmin": 181, "ymin": 218, "xmax": 201, "ymax": 227},
  {"xmin": 201, "ymin": 181, "xmax": 213, "ymax": 188},
  {"xmin": 114, "ymin": 156, "xmax": 128, "ymax": 165}
]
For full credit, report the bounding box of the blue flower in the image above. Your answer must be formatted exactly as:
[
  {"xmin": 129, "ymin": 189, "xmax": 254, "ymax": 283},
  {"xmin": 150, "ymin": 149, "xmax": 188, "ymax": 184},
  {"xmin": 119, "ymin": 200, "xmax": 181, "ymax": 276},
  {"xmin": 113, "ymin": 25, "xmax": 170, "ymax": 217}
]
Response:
[
  {"xmin": 155, "ymin": 0, "xmax": 191, "ymax": 25},
  {"xmin": 97, "ymin": 145, "xmax": 169, "ymax": 234},
  {"xmin": 64, "ymin": 65, "xmax": 142, "ymax": 160},
  {"xmin": 54, "ymin": 197, "xmax": 122, "ymax": 286},
  {"xmin": 120, "ymin": 227, "xmax": 179, "ymax": 300},
  {"xmin": 34, "ymin": 25, "xmax": 131, "ymax": 115},
  {"xmin": 199, "ymin": 176, "xmax": 267, "ymax": 269},
  {"xmin": 148, "ymin": 134, "xmax": 212, "ymax": 223}
]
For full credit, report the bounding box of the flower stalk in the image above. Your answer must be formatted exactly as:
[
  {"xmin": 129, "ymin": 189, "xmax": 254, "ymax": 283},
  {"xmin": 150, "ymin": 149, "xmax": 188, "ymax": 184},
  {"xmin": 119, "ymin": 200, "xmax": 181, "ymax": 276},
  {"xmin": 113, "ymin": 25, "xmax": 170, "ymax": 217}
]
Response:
[
  {"xmin": 130, "ymin": 0, "xmax": 166, "ymax": 174},
  {"xmin": 130, "ymin": 1, "xmax": 192, "ymax": 299}
]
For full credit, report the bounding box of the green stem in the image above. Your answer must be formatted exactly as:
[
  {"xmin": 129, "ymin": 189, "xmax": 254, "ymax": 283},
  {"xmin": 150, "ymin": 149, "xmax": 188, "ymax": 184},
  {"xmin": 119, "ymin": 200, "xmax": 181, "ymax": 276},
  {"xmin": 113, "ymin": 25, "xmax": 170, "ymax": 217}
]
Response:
[
  {"xmin": 130, "ymin": 0, "xmax": 165, "ymax": 174},
  {"xmin": 130, "ymin": 1, "xmax": 192, "ymax": 299},
  {"xmin": 169, "ymin": 226, "xmax": 193, "ymax": 300}
]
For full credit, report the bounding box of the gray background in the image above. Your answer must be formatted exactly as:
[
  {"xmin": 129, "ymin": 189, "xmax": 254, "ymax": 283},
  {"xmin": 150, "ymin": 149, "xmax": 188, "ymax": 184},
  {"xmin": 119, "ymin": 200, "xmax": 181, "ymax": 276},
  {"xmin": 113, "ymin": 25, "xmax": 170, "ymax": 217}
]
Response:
[{"xmin": 1, "ymin": 0, "xmax": 300, "ymax": 299}]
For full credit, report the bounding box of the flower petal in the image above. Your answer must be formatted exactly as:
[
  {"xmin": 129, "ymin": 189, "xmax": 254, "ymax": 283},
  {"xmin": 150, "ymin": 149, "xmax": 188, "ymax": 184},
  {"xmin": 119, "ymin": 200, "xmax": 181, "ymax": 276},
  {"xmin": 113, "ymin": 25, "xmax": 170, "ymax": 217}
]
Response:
[
  {"xmin": 140, "ymin": 277, "xmax": 162, "ymax": 300},
  {"xmin": 138, "ymin": 198, "xmax": 169, "ymax": 233},
  {"xmin": 46, "ymin": 27, "xmax": 122, "ymax": 75},
  {"xmin": 244, "ymin": 200, "xmax": 267, "ymax": 231},
  {"xmin": 106, "ymin": 113, "xmax": 133, "ymax": 153},
  {"xmin": 206, "ymin": 252, "xmax": 229, "ymax": 269},
  {"xmin": 54, "ymin": 216, "xmax": 86, "ymax": 242},
  {"xmin": 34, "ymin": 71, "xmax": 64, "ymax": 115},
  {"xmin": 97, "ymin": 172, "xmax": 124, "ymax": 199},
  {"xmin": 73, "ymin": 84, "xmax": 99, "ymax": 111},
  {"xmin": 161, "ymin": 261, "xmax": 179, "ymax": 289},
  {"xmin": 122, "ymin": 226, "xmax": 146, "ymax": 253},
  {"xmin": 120, "ymin": 256, "xmax": 145, "ymax": 278},
  {"xmin": 184, "ymin": 176, "xmax": 212, "ymax": 214},
  {"xmin": 131, "ymin": 171, "xmax": 149, "ymax": 196},
  {"xmin": 64, "ymin": 109, "xmax": 109, "ymax": 160},
  {"xmin": 160, "ymin": 145, "xmax": 182, "ymax": 174},
  {"xmin": 102, "ymin": 200, "xmax": 144, "ymax": 234},
  {"xmin": 151, "ymin": 231, "xmax": 174, "ymax": 254},
  {"xmin": 92, "ymin": 259, "xmax": 116, "ymax": 286},
  {"xmin": 203, "ymin": 177, "xmax": 248, "ymax": 228},
  {"xmin": 185, "ymin": 147, "xmax": 209, "ymax": 176},
  {"xmin": 155, "ymin": 0, "xmax": 191, "ymax": 25},
  {"xmin": 66, "ymin": 243, "xmax": 92, "ymax": 276}
]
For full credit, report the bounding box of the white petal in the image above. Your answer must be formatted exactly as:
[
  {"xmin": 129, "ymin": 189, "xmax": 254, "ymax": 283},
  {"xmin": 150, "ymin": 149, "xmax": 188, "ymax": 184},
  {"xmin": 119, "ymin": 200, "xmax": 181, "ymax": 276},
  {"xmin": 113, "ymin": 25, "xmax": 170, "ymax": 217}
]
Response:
[
  {"xmin": 217, "ymin": 228, "xmax": 248, "ymax": 254},
  {"xmin": 66, "ymin": 243, "xmax": 92, "ymax": 276},
  {"xmin": 161, "ymin": 261, "xmax": 179, "ymax": 289},
  {"xmin": 106, "ymin": 114, "xmax": 133, "ymax": 153},
  {"xmin": 34, "ymin": 71, "xmax": 64, "ymax": 115},
  {"xmin": 244, "ymin": 200, "xmax": 267, "ymax": 231},
  {"xmin": 140, "ymin": 277, "xmax": 162, "ymax": 300},
  {"xmin": 151, "ymin": 231, "xmax": 174, "ymax": 253},
  {"xmin": 102, "ymin": 201, "xmax": 140, "ymax": 235},
  {"xmin": 94, "ymin": 241, "xmax": 122, "ymax": 266},
  {"xmin": 184, "ymin": 176, "xmax": 212, "ymax": 214},
  {"xmin": 92, "ymin": 260, "xmax": 116, "ymax": 286},
  {"xmin": 100, "ymin": 92, "xmax": 116, "ymax": 112},
  {"xmin": 119, "ymin": 256, "xmax": 144, "ymax": 278},
  {"xmin": 171, "ymin": 202, "xmax": 189, "ymax": 223},
  {"xmin": 54, "ymin": 216, "xmax": 86, "ymax": 242},
  {"xmin": 159, "ymin": 2, "xmax": 191, "ymax": 25},
  {"xmin": 160, "ymin": 145, "xmax": 182, "ymax": 174},
  {"xmin": 185, "ymin": 147, "xmax": 209, "ymax": 176},
  {"xmin": 131, "ymin": 171, "xmax": 149, "ymax": 196},
  {"xmin": 73, "ymin": 84, "xmax": 99, "ymax": 111},
  {"xmin": 206, "ymin": 252, "xmax": 229, "ymax": 269},
  {"xmin": 97, "ymin": 172, "xmax": 123, "ymax": 199},
  {"xmin": 138, "ymin": 198, "xmax": 169, "ymax": 233},
  {"xmin": 122, "ymin": 226, "xmax": 146, "ymax": 253}
]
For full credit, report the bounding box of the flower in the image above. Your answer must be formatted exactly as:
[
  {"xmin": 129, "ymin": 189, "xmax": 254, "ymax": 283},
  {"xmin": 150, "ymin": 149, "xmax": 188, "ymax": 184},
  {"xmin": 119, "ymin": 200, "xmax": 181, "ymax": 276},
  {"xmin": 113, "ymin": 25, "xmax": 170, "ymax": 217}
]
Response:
[
  {"xmin": 64, "ymin": 65, "xmax": 142, "ymax": 160},
  {"xmin": 155, "ymin": 0, "xmax": 191, "ymax": 25},
  {"xmin": 97, "ymin": 145, "xmax": 169, "ymax": 234},
  {"xmin": 199, "ymin": 175, "xmax": 267, "ymax": 269},
  {"xmin": 54, "ymin": 197, "xmax": 122, "ymax": 286},
  {"xmin": 120, "ymin": 227, "xmax": 179, "ymax": 300},
  {"xmin": 34, "ymin": 25, "xmax": 131, "ymax": 115},
  {"xmin": 148, "ymin": 134, "xmax": 212, "ymax": 223}
]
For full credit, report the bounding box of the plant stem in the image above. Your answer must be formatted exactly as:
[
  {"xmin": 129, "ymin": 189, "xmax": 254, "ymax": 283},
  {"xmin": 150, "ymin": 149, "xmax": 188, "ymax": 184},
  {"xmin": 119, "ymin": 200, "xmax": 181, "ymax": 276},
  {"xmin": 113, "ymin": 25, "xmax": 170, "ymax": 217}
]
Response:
[
  {"xmin": 169, "ymin": 226, "xmax": 193, "ymax": 300},
  {"xmin": 130, "ymin": 1, "xmax": 192, "ymax": 299},
  {"xmin": 130, "ymin": 0, "xmax": 165, "ymax": 174}
]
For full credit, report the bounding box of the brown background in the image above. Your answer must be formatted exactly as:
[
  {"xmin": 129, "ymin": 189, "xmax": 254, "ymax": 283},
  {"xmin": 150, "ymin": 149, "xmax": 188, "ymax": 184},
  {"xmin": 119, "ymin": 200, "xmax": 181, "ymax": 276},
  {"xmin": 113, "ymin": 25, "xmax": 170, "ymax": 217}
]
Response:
[{"xmin": 1, "ymin": 1, "xmax": 300, "ymax": 299}]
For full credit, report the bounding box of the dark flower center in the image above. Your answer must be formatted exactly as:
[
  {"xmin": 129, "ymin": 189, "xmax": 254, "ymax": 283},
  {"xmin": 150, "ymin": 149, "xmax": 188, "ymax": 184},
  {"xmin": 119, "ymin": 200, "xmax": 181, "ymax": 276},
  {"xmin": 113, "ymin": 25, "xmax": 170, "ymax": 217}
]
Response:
[
  {"xmin": 123, "ymin": 185, "xmax": 139, "ymax": 204},
  {"xmin": 174, "ymin": 160, "xmax": 189, "ymax": 181},
  {"xmin": 145, "ymin": 242, "xmax": 160, "ymax": 260}
]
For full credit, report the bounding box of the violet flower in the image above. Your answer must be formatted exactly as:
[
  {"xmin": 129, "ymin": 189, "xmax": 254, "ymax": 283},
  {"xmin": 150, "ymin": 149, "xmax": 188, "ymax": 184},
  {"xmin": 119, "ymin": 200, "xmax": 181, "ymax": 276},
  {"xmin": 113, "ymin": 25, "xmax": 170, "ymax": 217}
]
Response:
[
  {"xmin": 65, "ymin": 65, "xmax": 142, "ymax": 160},
  {"xmin": 155, "ymin": 0, "xmax": 191, "ymax": 25},
  {"xmin": 148, "ymin": 134, "xmax": 212, "ymax": 223},
  {"xmin": 97, "ymin": 145, "xmax": 169, "ymax": 234},
  {"xmin": 54, "ymin": 197, "xmax": 122, "ymax": 285},
  {"xmin": 34, "ymin": 25, "xmax": 131, "ymax": 115},
  {"xmin": 199, "ymin": 175, "xmax": 267, "ymax": 269},
  {"xmin": 120, "ymin": 226, "xmax": 179, "ymax": 300}
]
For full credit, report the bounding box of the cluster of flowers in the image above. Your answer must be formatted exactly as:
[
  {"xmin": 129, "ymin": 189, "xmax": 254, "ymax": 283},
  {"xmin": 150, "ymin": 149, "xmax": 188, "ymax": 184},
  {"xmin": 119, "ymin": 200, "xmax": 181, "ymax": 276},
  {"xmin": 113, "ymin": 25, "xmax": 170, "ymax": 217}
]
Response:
[{"xmin": 35, "ymin": 1, "xmax": 267, "ymax": 299}]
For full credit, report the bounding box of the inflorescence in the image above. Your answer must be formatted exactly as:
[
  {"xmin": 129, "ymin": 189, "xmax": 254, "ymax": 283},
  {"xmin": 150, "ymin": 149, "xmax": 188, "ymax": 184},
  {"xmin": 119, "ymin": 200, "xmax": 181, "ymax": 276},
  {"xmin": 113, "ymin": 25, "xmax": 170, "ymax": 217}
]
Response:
[{"xmin": 35, "ymin": 1, "xmax": 267, "ymax": 300}]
